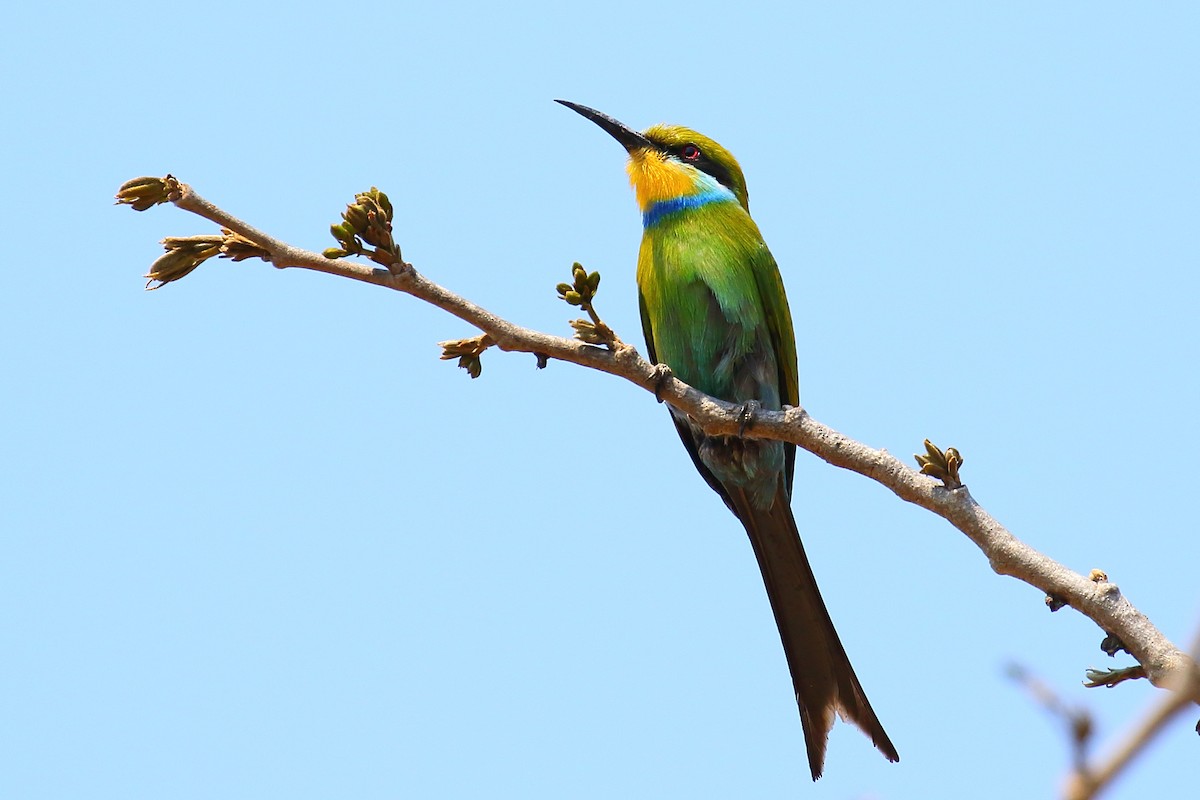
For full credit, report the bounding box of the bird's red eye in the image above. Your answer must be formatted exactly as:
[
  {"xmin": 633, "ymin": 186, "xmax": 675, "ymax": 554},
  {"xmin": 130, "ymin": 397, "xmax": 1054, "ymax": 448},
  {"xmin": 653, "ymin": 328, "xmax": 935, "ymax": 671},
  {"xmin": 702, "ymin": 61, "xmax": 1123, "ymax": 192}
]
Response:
[{"xmin": 681, "ymin": 144, "xmax": 701, "ymax": 161}]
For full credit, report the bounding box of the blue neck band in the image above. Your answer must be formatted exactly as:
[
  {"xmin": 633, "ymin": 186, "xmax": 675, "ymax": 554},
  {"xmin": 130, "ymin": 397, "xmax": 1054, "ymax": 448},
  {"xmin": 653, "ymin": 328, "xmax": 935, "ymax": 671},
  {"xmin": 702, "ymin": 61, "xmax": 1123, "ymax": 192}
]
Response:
[{"xmin": 642, "ymin": 189, "xmax": 734, "ymax": 227}]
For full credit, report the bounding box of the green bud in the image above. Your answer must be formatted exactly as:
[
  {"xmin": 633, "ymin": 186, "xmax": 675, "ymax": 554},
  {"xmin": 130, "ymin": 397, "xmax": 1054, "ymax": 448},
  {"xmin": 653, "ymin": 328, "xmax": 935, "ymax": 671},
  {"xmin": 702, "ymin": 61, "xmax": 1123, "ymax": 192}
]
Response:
[
  {"xmin": 323, "ymin": 247, "xmax": 347, "ymax": 259},
  {"xmin": 330, "ymin": 222, "xmax": 357, "ymax": 244},
  {"xmin": 161, "ymin": 235, "xmax": 223, "ymax": 252},
  {"xmin": 376, "ymin": 191, "xmax": 393, "ymax": 220},
  {"xmin": 362, "ymin": 187, "xmax": 393, "ymax": 220},
  {"xmin": 459, "ymin": 354, "xmax": 482, "ymax": 379},
  {"xmin": 564, "ymin": 290, "xmax": 582, "ymax": 306},
  {"xmin": 556, "ymin": 283, "xmax": 572, "ymax": 296},
  {"xmin": 115, "ymin": 176, "xmax": 171, "ymax": 211},
  {"xmin": 118, "ymin": 176, "xmax": 164, "ymax": 193},
  {"xmin": 144, "ymin": 250, "xmax": 206, "ymax": 289},
  {"xmin": 343, "ymin": 204, "xmax": 369, "ymax": 232}
]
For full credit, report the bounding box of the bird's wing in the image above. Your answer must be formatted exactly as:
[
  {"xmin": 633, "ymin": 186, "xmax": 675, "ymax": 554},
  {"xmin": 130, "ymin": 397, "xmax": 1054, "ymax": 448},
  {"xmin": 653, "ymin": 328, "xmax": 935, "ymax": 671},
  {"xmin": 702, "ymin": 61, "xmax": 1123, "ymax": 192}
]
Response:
[
  {"xmin": 638, "ymin": 288, "xmax": 737, "ymax": 513},
  {"xmin": 748, "ymin": 244, "xmax": 799, "ymax": 497}
]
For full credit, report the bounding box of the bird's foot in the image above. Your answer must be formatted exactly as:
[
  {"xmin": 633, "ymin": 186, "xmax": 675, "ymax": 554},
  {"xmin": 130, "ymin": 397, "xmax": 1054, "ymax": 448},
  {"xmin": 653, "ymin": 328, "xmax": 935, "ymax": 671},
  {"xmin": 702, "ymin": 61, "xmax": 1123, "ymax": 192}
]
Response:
[
  {"xmin": 737, "ymin": 400, "xmax": 761, "ymax": 436},
  {"xmin": 650, "ymin": 363, "xmax": 673, "ymax": 403}
]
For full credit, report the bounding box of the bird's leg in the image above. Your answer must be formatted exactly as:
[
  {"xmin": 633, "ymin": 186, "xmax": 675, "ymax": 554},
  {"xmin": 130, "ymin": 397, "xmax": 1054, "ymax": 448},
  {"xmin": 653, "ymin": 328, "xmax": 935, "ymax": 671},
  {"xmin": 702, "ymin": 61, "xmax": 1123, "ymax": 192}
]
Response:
[
  {"xmin": 737, "ymin": 399, "xmax": 761, "ymax": 437},
  {"xmin": 650, "ymin": 363, "xmax": 674, "ymax": 403}
]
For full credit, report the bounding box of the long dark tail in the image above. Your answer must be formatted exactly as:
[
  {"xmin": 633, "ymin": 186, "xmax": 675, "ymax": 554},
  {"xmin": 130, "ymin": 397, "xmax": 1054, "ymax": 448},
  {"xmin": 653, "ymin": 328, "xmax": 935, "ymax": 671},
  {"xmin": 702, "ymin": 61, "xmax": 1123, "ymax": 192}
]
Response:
[{"xmin": 728, "ymin": 484, "xmax": 898, "ymax": 780}]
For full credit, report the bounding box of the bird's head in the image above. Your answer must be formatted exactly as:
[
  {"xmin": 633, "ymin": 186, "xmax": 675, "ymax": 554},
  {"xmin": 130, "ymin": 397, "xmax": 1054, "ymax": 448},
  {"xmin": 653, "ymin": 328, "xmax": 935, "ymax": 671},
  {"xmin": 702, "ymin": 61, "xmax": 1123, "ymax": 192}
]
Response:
[{"xmin": 556, "ymin": 100, "xmax": 749, "ymax": 214}]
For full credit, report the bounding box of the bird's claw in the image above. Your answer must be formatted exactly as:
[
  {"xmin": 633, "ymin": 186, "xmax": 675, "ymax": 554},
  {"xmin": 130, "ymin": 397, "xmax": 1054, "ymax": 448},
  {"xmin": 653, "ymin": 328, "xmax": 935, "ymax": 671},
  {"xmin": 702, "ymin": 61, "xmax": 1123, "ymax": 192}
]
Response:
[
  {"xmin": 737, "ymin": 400, "xmax": 761, "ymax": 436},
  {"xmin": 651, "ymin": 363, "xmax": 674, "ymax": 403}
]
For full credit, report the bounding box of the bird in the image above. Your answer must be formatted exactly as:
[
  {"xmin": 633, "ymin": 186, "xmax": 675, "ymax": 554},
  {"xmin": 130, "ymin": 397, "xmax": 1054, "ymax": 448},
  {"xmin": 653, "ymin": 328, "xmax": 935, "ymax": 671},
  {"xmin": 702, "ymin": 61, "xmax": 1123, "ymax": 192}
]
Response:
[{"xmin": 556, "ymin": 100, "xmax": 899, "ymax": 780}]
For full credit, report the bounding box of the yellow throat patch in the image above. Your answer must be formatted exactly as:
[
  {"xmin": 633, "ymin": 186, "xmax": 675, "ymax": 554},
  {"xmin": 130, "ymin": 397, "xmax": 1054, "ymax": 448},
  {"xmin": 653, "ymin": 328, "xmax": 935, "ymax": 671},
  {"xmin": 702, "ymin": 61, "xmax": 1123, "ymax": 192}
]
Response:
[{"xmin": 625, "ymin": 148, "xmax": 701, "ymax": 213}]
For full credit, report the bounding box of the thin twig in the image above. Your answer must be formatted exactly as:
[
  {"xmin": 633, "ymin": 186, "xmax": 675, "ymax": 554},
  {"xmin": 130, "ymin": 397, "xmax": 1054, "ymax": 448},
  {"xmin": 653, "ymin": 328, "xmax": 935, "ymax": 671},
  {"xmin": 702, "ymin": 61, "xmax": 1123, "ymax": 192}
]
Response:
[
  {"xmin": 1064, "ymin": 680, "xmax": 1197, "ymax": 800},
  {"xmin": 1063, "ymin": 629, "xmax": 1200, "ymax": 800},
  {"xmin": 1007, "ymin": 663, "xmax": 1093, "ymax": 774}
]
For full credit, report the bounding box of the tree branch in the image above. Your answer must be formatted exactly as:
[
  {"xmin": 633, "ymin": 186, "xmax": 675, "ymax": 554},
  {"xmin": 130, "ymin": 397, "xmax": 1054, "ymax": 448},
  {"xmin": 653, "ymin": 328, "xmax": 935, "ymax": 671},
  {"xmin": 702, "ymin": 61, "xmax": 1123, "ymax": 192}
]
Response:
[{"xmin": 118, "ymin": 176, "xmax": 1200, "ymax": 702}]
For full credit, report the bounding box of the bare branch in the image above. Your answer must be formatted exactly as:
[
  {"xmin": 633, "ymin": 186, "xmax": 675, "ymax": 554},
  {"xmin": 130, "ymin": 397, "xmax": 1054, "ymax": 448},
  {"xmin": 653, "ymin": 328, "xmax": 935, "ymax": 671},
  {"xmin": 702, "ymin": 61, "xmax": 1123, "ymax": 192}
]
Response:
[{"xmin": 119, "ymin": 177, "xmax": 1200, "ymax": 702}]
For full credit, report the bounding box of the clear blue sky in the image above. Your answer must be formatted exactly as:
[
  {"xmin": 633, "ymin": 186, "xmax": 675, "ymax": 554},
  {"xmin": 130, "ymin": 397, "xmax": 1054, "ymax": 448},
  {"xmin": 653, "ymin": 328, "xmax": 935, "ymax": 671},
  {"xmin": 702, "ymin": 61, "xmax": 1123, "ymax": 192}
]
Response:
[{"xmin": 2, "ymin": 3, "xmax": 1197, "ymax": 798}]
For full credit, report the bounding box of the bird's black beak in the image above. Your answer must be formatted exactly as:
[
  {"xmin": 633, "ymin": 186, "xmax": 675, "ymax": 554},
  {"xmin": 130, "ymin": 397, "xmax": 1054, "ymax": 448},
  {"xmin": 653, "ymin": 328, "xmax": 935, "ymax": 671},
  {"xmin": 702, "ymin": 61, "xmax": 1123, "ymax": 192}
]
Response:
[{"xmin": 555, "ymin": 100, "xmax": 653, "ymax": 153}]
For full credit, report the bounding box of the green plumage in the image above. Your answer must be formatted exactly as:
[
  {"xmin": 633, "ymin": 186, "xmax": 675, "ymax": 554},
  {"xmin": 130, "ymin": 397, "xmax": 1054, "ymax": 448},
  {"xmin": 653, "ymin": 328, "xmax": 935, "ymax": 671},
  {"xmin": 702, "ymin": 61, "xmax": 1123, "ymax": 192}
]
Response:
[{"xmin": 638, "ymin": 199, "xmax": 797, "ymax": 507}]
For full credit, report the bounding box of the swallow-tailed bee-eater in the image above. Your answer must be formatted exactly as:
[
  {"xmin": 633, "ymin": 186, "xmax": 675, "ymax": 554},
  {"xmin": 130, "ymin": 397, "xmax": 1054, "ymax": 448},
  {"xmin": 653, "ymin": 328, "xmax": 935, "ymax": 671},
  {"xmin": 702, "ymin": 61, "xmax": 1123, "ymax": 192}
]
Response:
[{"xmin": 556, "ymin": 100, "xmax": 898, "ymax": 779}]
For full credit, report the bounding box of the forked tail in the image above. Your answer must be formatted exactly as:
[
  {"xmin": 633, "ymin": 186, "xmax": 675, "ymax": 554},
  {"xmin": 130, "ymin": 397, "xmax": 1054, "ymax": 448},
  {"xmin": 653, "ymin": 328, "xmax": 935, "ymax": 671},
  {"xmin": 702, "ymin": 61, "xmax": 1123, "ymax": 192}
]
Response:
[{"xmin": 728, "ymin": 484, "xmax": 899, "ymax": 780}]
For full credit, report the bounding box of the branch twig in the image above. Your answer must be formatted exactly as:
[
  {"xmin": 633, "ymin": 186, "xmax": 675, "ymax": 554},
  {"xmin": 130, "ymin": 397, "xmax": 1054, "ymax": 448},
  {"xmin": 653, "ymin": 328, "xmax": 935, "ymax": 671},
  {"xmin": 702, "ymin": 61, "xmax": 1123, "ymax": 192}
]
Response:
[
  {"xmin": 1007, "ymin": 663, "xmax": 1094, "ymax": 774},
  {"xmin": 1064, "ymin": 686, "xmax": 1197, "ymax": 800},
  {"xmin": 1063, "ymin": 628, "xmax": 1200, "ymax": 800},
  {"xmin": 118, "ymin": 176, "xmax": 1200, "ymax": 702}
]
